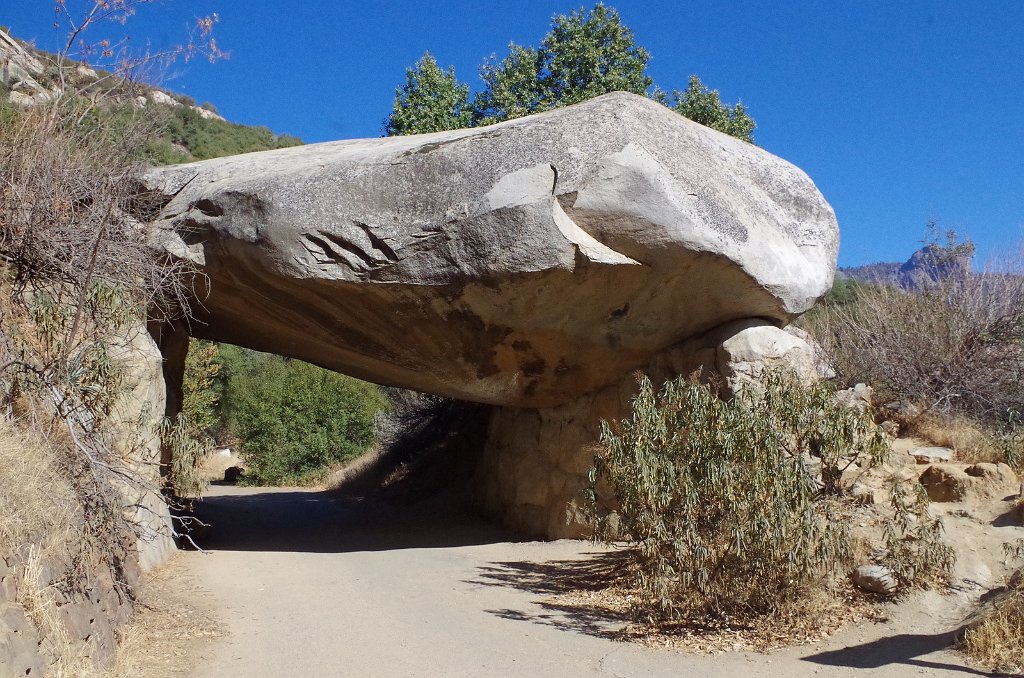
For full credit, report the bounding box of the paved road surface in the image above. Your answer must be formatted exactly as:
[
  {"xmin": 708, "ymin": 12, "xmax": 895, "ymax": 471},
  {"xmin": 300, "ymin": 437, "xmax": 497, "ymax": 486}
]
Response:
[{"xmin": 183, "ymin": 485, "xmax": 982, "ymax": 678}]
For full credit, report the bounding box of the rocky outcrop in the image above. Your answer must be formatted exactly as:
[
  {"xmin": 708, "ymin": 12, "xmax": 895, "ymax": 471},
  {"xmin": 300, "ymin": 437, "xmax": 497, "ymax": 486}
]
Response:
[
  {"xmin": 838, "ymin": 242, "xmax": 974, "ymax": 290},
  {"xmin": 144, "ymin": 92, "xmax": 839, "ymax": 536},
  {"xmin": 0, "ymin": 29, "xmax": 59, "ymax": 107},
  {"xmin": 107, "ymin": 324, "xmax": 175, "ymax": 571}
]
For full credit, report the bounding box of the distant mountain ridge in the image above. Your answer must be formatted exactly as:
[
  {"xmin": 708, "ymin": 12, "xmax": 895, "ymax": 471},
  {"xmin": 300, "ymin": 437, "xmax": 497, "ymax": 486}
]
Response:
[{"xmin": 839, "ymin": 242, "xmax": 974, "ymax": 290}]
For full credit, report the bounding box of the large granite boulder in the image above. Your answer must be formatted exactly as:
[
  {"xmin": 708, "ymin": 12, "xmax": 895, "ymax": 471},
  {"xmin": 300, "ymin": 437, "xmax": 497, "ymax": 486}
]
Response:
[{"xmin": 143, "ymin": 92, "xmax": 839, "ymax": 536}]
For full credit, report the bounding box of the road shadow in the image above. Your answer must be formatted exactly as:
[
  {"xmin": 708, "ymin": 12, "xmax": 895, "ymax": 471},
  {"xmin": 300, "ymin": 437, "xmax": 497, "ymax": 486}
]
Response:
[
  {"xmin": 189, "ymin": 487, "xmax": 516, "ymax": 553},
  {"xmin": 801, "ymin": 630, "xmax": 987, "ymax": 676},
  {"xmin": 470, "ymin": 551, "xmax": 635, "ymax": 638}
]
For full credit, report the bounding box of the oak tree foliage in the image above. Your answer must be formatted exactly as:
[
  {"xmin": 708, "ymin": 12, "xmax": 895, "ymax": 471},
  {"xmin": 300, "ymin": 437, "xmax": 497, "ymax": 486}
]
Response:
[
  {"xmin": 385, "ymin": 3, "xmax": 756, "ymax": 142},
  {"xmin": 386, "ymin": 52, "xmax": 472, "ymax": 136}
]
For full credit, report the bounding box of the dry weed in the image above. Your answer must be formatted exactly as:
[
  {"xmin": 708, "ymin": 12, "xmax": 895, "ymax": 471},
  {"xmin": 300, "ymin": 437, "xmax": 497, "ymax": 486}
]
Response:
[
  {"xmin": 0, "ymin": 421, "xmax": 78, "ymax": 555},
  {"xmin": 961, "ymin": 569, "xmax": 1024, "ymax": 674},
  {"xmin": 910, "ymin": 412, "xmax": 1003, "ymax": 463},
  {"xmin": 104, "ymin": 555, "xmax": 222, "ymax": 678}
]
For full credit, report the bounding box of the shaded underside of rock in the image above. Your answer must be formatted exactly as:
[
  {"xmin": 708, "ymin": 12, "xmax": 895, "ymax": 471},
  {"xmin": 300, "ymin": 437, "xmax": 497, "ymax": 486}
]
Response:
[{"xmin": 145, "ymin": 91, "xmax": 838, "ymax": 409}]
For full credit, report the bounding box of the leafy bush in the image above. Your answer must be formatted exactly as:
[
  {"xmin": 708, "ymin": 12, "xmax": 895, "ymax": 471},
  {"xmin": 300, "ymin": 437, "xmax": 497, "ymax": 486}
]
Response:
[
  {"xmin": 221, "ymin": 350, "xmax": 387, "ymax": 485},
  {"xmin": 155, "ymin": 105, "xmax": 302, "ymax": 161},
  {"xmin": 661, "ymin": 75, "xmax": 756, "ymax": 143},
  {"xmin": 158, "ymin": 339, "xmax": 223, "ymax": 498},
  {"xmin": 386, "ymin": 4, "xmax": 756, "ymax": 142},
  {"xmin": 181, "ymin": 339, "xmax": 221, "ymax": 435},
  {"xmin": 473, "ymin": 4, "xmax": 652, "ymax": 124},
  {"xmin": 386, "ymin": 53, "xmax": 471, "ymax": 135},
  {"xmin": 881, "ymin": 480, "xmax": 955, "ymax": 587},
  {"xmin": 589, "ymin": 370, "xmax": 889, "ymax": 618}
]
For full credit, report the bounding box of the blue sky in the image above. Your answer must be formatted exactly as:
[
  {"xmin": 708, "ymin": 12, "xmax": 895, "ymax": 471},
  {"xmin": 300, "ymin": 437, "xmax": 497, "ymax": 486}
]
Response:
[{"xmin": 5, "ymin": 1, "xmax": 1022, "ymax": 267}]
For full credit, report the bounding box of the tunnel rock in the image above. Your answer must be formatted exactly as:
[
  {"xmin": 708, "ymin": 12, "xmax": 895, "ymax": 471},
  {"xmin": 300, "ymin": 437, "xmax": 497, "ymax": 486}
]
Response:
[{"xmin": 143, "ymin": 92, "xmax": 839, "ymax": 537}]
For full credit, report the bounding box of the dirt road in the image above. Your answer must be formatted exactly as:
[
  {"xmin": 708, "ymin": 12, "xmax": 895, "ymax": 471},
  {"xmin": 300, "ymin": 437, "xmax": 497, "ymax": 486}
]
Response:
[{"xmin": 181, "ymin": 485, "xmax": 984, "ymax": 678}]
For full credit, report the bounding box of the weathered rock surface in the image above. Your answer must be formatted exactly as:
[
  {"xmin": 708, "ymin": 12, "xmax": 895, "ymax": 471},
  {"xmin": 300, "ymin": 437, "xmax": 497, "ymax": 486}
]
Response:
[
  {"xmin": 835, "ymin": 382, "xmax": 873, "ymax": 412},
  {"xmin": 0, "ymin": 28, "xmax": 58, "ymax": 108},
  {"xmin": 964, "ymin": 462, "xmax": 1018, "ymax": 487},
  {"xmin": 851, "ymin": 564, "xmax": 898, "ymax": 595},
  {"xmin": 145, "ymin": 92, "xmax": 837, "ymax": 409},
  {"xmin": 920, "ymin": 464, "xmax": 972, "ymax": 502},
  {"xmin": 919, "ymin": 461, "xmax": 1018, "ymax": 507},
  {"xmin": 145, "ymin": 92, "xmax": 839, "ymax": 536},
  {"xmin": 107, "ymin": 324, "xmax": 175, "ymax": 571},
  {"xmin": 0, "ymin": 604, "xmax": 46, "ymax": 678},
  {"xmin": 910, "ymin": 446, "xmax": 955, "ymax": 465}
]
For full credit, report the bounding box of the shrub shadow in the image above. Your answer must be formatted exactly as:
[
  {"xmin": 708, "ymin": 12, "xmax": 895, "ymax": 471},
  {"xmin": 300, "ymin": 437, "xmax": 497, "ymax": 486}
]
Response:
[
  {"xmin": 470, "ymin": 552, "xmax": 635, "ymax": 638},
  {"xmin": 800, "ymin": 630, "xmax": 987, "ymax": 676}
]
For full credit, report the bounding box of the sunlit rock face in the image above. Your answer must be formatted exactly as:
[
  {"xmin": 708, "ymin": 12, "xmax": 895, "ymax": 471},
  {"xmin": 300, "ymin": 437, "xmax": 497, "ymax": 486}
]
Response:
[{"xmin": 144, "ymin": 91, "xmax": 838, "ymax": 536}]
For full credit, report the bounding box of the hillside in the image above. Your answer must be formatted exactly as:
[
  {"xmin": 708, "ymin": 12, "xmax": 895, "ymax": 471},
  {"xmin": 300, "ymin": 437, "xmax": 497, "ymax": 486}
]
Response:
[{"xmin": 0, "ymin": 26, "xmax": 302, "ymax": 164}]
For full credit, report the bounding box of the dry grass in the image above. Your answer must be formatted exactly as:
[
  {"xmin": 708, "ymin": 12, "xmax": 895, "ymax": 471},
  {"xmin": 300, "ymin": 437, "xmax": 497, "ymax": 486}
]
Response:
[
  {"xmin": 104, "ymin": 555, "xmax": 223, "ymax": 678},
  {"xmin": 0, "ymin": 420, "xmax": 104, "ymax": 676},
  {"xmin": 909, "ymin": 412, "xmax": 1002, "ymax": 463},
  {"xmin": 0, "ymin": 420, "xmax": 79, "ymax": 556},
  {"xmin": 961, "ymin": 569, "xmax": 1024, "ymax": 674}
]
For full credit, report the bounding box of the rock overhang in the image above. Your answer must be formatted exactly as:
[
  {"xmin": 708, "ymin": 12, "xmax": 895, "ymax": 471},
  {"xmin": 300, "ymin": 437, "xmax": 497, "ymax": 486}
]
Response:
[{"xmin": 144, "ymin": 91, "xmax": 838, "ymax": 408}]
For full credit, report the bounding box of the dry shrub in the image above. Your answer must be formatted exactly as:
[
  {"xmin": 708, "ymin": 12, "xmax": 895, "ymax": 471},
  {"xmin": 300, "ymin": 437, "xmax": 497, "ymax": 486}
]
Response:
[
  {"xmin": 0, "ymin": 75, "xmax": 197, "ymax": 678},
  {"xmin": 0, "ymin": 98, "xmax": 191, "ymax": 317},
  {"xmin": 961, "ymin": 545, "xmax": 1024, "ymax": 674},
  {"xmin": 806, "ymin": 266, "xmax": 1024, "ymax": 424}
]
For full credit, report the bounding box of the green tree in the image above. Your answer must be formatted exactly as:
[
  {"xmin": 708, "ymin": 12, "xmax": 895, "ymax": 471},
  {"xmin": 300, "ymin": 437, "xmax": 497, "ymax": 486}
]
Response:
[
  {"xmin": 222, "ymin": 351, "xmax": 387, "ymax": 485},
  {"xmin": 664, "ymin": 75, "xmax": 756, "ymax": 142},
  {"xmin": 385, "ymin": 52, "xmax": 472, "ymax": 136},
  {"xmin": 473, "ymin": 3, "xmax": 652, "ymax": 124},
  {"xmin": 386, "ymin": 4, "xmax": 758, "ymax": 143},
  {"xmin": 181, "ymin": 339, "xmax": 221, "ymax": 436}
]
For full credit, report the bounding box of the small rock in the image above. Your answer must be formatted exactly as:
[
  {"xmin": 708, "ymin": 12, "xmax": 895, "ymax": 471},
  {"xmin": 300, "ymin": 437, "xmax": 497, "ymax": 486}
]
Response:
[
  {"xmin": 919, "ymin": 464, "xmax": 971, "ymax": 502},
  {"xmin": 0, "ymin": 603, "xmax": 46, "ymax": 677},
  {"xmin": 879, "ymin": 420, "xmax": 900, "ymax": 438},
  {"xmin": 850, "ymin": 483, "xmax": 877, "ymax": 505},
  {"xmin": 851, "ymin": 564, "xmax": 898, "ymax": 594},
  {"xmin": 884, "ymin": 400, "xmax": 922, "ymax": 420},
  {"xmin": 964, "ymin": 462, "xmax": 1018, "ymax": 486},
  {"xmin": 835, "ymin": 383, "xmax": 873, "ymax": 412},
  {"xmin": 1009, "ymin": 568, "xmax": 1023, "ymax": 590},
  {"xmin": 909, "ymin": 446, "xmax": 954, "ymax": 464}
]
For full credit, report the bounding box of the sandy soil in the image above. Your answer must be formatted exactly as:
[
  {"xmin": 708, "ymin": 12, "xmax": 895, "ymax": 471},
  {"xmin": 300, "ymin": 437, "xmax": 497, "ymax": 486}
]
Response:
[{"xmin": 165, "ymin": 483, "xmax": 1020, "ymax": 678}]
